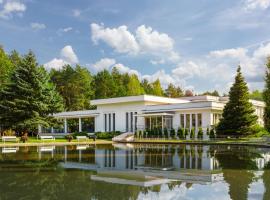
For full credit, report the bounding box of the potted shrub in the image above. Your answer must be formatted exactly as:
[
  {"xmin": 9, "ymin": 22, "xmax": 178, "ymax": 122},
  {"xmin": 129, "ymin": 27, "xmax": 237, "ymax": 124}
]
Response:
[
  {"xmin": 210, "ymin": 128, "xmax": 216, "ymax": 139},
  {"xmin": 20, "ymin": 132, "xmax": 28, "ymax": 143},
  {"xmin": 197, "ymin": 128, "xmax": 203, "ymax": 139},
  {"xmin": 65, "ymin": 134, "xmax": 73, "ymax": 142},
  {"xmin": 206, "ymin": 127, "xmax": 210, "ymax": 136},
  {"xmin": 190, "ymin": 128, "xmax": 195, "ymax": 139},
  {"xmin": 170, "ymin": 129, "xmax": 176, "ymax": 139}
]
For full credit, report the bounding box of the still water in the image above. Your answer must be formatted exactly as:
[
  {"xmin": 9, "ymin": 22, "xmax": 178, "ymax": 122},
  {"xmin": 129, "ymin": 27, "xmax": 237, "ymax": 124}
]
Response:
[{"xmin": 0, "ymin": 144, "xmax": 269, "ymax": 200}]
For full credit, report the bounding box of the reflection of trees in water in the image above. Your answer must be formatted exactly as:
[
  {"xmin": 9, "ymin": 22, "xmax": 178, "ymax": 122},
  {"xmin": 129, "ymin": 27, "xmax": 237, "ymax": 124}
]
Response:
[
  {"xmin": 211, "ymin": 145, "xmax": 261, "ymax": 200},
  {"xmin": 263, "ymin": 162, "xmax": 270, "ymax": 200}
]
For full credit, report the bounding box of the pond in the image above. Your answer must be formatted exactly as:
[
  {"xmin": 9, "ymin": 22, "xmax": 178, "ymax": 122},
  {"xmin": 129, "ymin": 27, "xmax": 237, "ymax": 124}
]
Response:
[{"xmin": 0, "ymin": 144, "xmax": 269, "ymax": 200}]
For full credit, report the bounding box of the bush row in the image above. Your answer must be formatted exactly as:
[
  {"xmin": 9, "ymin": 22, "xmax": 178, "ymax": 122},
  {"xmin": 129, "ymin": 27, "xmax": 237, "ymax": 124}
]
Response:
[{"xmin": 134, "ymin": 127, "xmax": 216, "ymax": 139}]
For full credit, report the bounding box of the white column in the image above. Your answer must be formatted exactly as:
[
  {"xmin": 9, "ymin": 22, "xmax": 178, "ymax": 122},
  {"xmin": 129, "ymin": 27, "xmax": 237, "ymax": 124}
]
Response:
[
  {"xmin": 64, "ymin": 118, "xmax": 67, "ymax": 133},
  {"xmin": 79, "ymin": 117, "xmax": 82, "ymax": 132},
  {"xmin": 190, "ymin": 114, "xmax": 192, "ymax": 130},
  {"xmin": 195, "ymin": 114, "xmax": 198, "ymax": 132},
  {"xmin": 51, "ymin": 127, "xmax": 54, "ymax": 134},
  {"xmin": 38, "ymin": 124, "xmax": 42, "ymax": 134}
]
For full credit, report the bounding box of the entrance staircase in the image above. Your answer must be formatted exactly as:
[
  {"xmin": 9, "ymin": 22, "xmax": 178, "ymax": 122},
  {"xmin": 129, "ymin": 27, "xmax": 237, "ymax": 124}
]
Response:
[{"xmin": 112, "ymin": 132, "xmax": 134, "ymax": 142}]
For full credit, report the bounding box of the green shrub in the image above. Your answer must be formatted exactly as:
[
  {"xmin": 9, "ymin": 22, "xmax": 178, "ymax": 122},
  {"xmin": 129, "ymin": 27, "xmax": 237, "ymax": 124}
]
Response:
[
  {"xmin": 197, "ymin": 128, "xmax": 203, "ymax": 139},
  {"xmin": 164, "ymin": 128, "xmax": 169, "ymax": 138},
  {"xmin": 72, "ymin": 132, "xmax": 89, "ymax": 138},
  {"xmin": 210, "ymin": 128, "xmax": 216, "ymax": 139},
  {"xmin": 185, "ymin": 128, "xmax": 189, "ymax": 138},
  {"xmin": 177, "ymin": 128, "xmax": 184, "ymax": 139},
  {"xmin": 206, "ymin": 127, "xmax": 210, "ymax": 136},
  {"xmin": 190, "ymin": 128, "xmax": 195, "ymax": 139},
  {"xmin": 96, "ymin": 132, "xmax": 115, "ymax": 139},
  {"xmin": 170, "ymin": 129, "xmax": 176, "ymax": 139}
]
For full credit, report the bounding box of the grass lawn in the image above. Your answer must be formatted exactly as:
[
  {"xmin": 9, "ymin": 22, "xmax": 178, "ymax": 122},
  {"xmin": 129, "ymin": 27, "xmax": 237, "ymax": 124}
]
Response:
[{"xmin": 0, "ymin": 136, "xmax": 112, "ymax": 146}]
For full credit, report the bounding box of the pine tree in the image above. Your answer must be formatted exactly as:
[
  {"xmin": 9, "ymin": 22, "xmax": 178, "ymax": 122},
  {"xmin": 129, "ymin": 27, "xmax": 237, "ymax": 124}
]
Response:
[
  {"xmin": 217, "ymin": 66, "xmax": 258, "ymax": 135},
  {"xmin": 0, "ymin": 51, "xmax": 64, "ymax": 133},
  {"xmin": 151, "ymin": 79, "xmax": 163, "ymax": 96},
  {"xmin": 263, "ymin": 57, "xmax": 270, "ymax": 132},
  {"xmin": 127, "ymin": 74, "xmax": 144, "ymax": 96},
  {"xmin": 0, "ymin": 47, "xmax": 14, "ymax": 90},
  {"xmin": 165, "ymin": 83, "xmax": 183, "ymax": 98}
]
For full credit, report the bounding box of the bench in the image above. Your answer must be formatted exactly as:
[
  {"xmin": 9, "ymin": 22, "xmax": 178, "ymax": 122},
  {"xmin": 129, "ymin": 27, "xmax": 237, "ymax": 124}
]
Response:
[
  {"xmin": 1, "ymin": 136, "xmax": 18, "ymax": 143},
  {"xmin": 39, "ymin": 135, "xmax": 55, "ymax": 141},
  {"xmin": 76, "ymin": 136, "xmax": 88, "ymax": 142}
]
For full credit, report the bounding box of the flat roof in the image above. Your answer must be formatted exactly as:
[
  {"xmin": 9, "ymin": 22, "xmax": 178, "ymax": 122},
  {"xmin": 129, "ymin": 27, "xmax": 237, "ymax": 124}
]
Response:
[
  {"xmin": 90, "ymin": 95, "xmax": 189, "ymax": 105},
  {"xmin": 53, "ymin": 110, "xmax": 99, "ymax": 118}
]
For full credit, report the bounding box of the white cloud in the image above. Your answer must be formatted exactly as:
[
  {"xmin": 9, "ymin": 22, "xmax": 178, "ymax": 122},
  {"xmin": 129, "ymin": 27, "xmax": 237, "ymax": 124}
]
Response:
[
  {"xmin": 113, "ymin": 63, "xmax": 140, "ymax": 76},
  {"xmin": 90, "ymin": 23, "xmax": 180, "ymax": 63},
  {"xmin": 245, "ymin": 0, "xmax": 270, "ymax": 10},
  {"xmin": 57, "ymin": 27, "xmax": 73, "ymax": 36},
  {"xmin": 60, "ymin": 45, "xmax": 79, "ymax": 64},
  {"xmin": 72, "ymin": 9, "xmax": 81, "ymax": 17},
  {"xmin": 172, "ymin": 61, "xmax": 201, "ymax": 79},
  {"xmin": 44, "ymin": 45, "xmax": 79, "ymax": 70},
  {"xmin": 209, "ymin": 48, "xmax": 247, "ymax": 59},
  {"xmin": 44, "ymin": 58, "xmax": 68, "ymax": 70},
  {"xmin": 91, "ymin": 23, "xmax": 139, "ymax": 54},
  {"xmin": 92, "ymin": 58, "xmax": 116, "ymax": 71},
  {"xmin": 150, "ymin": 59, "xmax": 165, "ymax": 65},
  {"xmin": 30, "ymin": 22, "xmax": 46, "ymax": 31},
  {"xmin": 0, "ymin": 1, "xmax": 26, "ymax": 19}
]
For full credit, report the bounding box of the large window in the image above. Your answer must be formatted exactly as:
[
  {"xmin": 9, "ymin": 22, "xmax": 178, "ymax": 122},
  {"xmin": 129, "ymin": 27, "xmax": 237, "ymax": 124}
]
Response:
[
  {"xmin": 192, "ymin": 114, "xmax": 196, "ymax": 128},
  {"xmin": 134, "ymin": 112, "xmax": 137, "ymax": 131},
  {"xmin": 163, "ymin": 116, "xmax": 173, "ymax": 130},
  {"xmin": 113, "ymin": 113, "xmax": 115, "ymax": 132},
  {"xmin": 109, "ymin": 114, "xmax": 111, "ymax": 132},
  {"xmin": 197, "ymin": 113, "xmax": 202, "ymax": 127},
  {"xmin": 130, "ymin": 112, "xmax": 133, "ymax": 132},
  {"xmin": 104, "ymin": 114, "xmax": 107, "ymax": 132},
  {"xmin": 186, "ymin": 114, "xmax": 190, "ymax": 128},
  {"xmin": 126, "ymin": 112, "xmax": 129, "ymax": 132},
  {"xmin": 180, "ymin": 114, "xmax": 185, "ymax": 128}
]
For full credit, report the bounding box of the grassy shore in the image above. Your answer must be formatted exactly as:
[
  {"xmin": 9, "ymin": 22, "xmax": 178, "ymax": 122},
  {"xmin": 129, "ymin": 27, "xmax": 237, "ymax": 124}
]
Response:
[{"xmin": 0, "ymin": 137, "xmax": 112, "ymax": 147}]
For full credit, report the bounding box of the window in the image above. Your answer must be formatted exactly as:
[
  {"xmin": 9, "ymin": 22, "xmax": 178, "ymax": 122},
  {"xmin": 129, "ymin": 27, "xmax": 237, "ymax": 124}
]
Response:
[
  {"xmin": 134, "ymin": 112, "xmax": 137, "ymax": 131},
  {"xmin": 163, "ymin": 116, "xmax": 173, "ymax": 130},
  {"xmin": 145, "ymin": 117, "xmax": 151, "ymax": 129},
  {"xmin": 104, "ymin": 114, "xmax": 107, "ymax": 132},
  {"xmin": 109, "ymin": 114, "xmax": 111, "ymax": 132},
  {"xmin": 113, "ymin": 113, "xmax": 115, "ymax": 132},
  {"xmin": 126, "ymin": 112, "xmax": 129, "ymax": 132},
  {"xmin": 180, "ymin": 114, "xmax": 185, "ymax": 128},
  {"xmin": 192, "ymin": 114, "xmax": 196, "ymax": 128},
  {"xmin": 197, "ymin": 113, "xmax": 202, "ymax": 127},
  {"xmin": 130, "ymin": 112, "xmax": 133, "ymax": 132},
  {"xmin": 186, "ymin": 114, "xmax": 190, "ymax": 128}
]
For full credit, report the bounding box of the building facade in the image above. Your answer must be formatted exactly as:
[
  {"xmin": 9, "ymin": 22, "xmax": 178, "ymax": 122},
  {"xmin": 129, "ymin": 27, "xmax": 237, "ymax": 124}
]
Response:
[{"xmin": 50, "ymin": 95, "xmax": 265, "ymax": 136}]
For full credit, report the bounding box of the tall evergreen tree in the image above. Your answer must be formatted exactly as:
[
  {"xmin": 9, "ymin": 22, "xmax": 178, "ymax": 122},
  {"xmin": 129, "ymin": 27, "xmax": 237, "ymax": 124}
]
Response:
[
  {"xmin": 111, "ymin": 67, "xmax": 128, "ymax": 97},
  {"xmin": 141, "ymin": 79, "xmax": 153, "ymax": 94},
  {"xmin": 151, "ymin": 79, "xmax": 163, "ymax": 96},
  {"xmin": 0, "ymin": 47, "xmax": 14, "ymax": 90},
  {"xmin": 217, "ymin": 66, "xmax": 258, "ymax": 135},
  {"xmin": 127, "ymin": 74, "xmax": 144, "ymax": 96},
  {"xmin": 165, "ymin": 83, "xmax": 183, "ymax": 98},
  {"xmin": 263, "ymin": 57, "xmax": 270, "ymax": 131},
  {"xmin": 50, "ymin": 65, "xmax": 94, "ymax": 110},
  {"xmin": 93, "ymin": 69, "xmax": 116, "ymax": 99},
  {"xmin": 0, "ymin": 51, "xmax": 64, "ymax": 133}
]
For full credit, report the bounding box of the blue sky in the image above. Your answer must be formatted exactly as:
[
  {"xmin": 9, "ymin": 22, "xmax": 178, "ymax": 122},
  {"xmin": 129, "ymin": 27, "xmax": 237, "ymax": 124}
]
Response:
[{"xmin": 1, "ymin": 0, "xmax": 270, "ymax": 93}]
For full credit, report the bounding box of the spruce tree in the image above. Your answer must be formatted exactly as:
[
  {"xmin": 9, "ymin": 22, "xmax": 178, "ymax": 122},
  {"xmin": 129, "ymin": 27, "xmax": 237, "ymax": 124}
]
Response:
[
  {"xmin": 0, "ymin": 51, "xmax": 64, "ymax": 133},
  {"xmin": 217, "ymin": 66, "xmax": 258, "ymax": 136},
  {"xmin": 263, "ymin": 57, "xmax": 270, "ymax": 132}
]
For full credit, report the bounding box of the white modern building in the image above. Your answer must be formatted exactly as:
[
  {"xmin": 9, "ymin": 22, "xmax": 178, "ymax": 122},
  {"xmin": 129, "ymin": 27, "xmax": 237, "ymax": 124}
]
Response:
[{"xmin": 48, "ymin": 94, "xmax": 265, "ymax": 137}]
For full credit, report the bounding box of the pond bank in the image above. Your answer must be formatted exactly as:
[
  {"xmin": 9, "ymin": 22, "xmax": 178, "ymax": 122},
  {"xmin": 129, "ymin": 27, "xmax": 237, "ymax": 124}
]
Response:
[
  {"xmin": 0, "ymin": 139, "xmax": 112, "ymax": 147},
  {"xmin": 119, "ymin": 139, "xmax": 270, "ymax": 148}
]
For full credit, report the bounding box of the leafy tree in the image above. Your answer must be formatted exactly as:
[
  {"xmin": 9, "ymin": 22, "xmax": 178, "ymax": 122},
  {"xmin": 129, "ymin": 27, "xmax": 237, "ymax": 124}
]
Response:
[
  {"xmin": 50, "ymin": 65, "xmax": 94, "ymax": 111},
  {"xmin": 197, "ymin": 127, "xmax": 203, "ymax": 139},
  {"xmin": 185, "ymin": 89, "xmax": 194, "ymax": 96},
  {"xmin": 127, "ymin": 74, "xmax": 144, "ymax": 96},
  {"xmin": 202, "ymin": 90, "xmax": 219, "ymax": 96},
  {"xmin": 151, "ymin": 79, "xmax": 163, "ymax": 96},
  {"xmin": 0, "ymin": 51, "xmax": 64, "ymax": 133},
  {"xmin": 249, "ymin": 90, "xmax": 263, "ymax": 101},
  {"xmin": 0, "ymin": 47, "xmax": 14, "ymax": 90},
  {"xmin": 263, "ymin": 57, "xmax": 270, "ymax": 132},
  {"xmin": 111, "ymin": 67, "xmax": 128, "ymax": 97},
  {"xmin": 217, "ymin": 66, "xmax": 258, "ymax": 136},
  {"xmin": 93, "ymin": 70, "xmax": 116, "ymax": 99},
  {"xmin": 141, "ymin": 79, "xmax": 153, "ymax": 94},
  {"xmin": 165, "ymin": 83, "xmax": 183, "ymax": 98}
]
